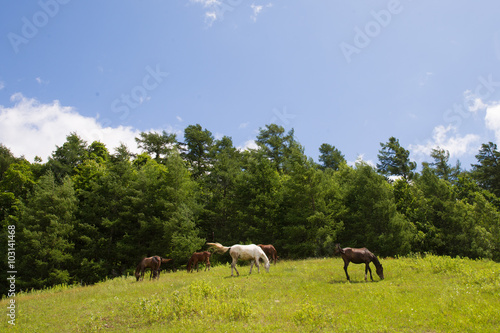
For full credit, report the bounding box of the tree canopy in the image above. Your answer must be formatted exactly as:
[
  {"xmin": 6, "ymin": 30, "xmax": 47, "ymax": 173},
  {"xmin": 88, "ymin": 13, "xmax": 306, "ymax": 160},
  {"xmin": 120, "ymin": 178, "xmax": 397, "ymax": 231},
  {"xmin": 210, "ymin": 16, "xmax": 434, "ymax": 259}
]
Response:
[{"xmin": 1, "ymin": 126, "xmax": 499, "ymax": 294}]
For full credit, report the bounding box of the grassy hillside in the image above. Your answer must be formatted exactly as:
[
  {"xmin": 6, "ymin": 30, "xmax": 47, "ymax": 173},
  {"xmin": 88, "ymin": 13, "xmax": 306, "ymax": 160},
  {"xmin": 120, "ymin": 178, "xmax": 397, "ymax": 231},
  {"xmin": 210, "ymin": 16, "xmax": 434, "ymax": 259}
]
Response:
[{"xmin": 2, "ymin": 255, "xmax": 499, "ymax": 332}]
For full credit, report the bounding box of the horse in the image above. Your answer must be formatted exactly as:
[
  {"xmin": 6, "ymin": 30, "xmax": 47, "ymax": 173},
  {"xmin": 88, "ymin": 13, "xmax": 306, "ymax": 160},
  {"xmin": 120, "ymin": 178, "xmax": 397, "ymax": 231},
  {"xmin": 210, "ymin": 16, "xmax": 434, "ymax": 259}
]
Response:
[
  {"xmin": 135, "ymin": 256, "xmax": 161, "ymax": 281},
  {"xmin": 187, "ymin": 251, "xmax": 212, "ymax": 272},
  {"xmin": 154, "ymin": 256, "xmax": 173, "ymax": 279},
  {"xmin": 258, "ymin": 244, "xmax": 278, "ymax": 265},
  {"xmin": 335, "ymin": 244, "xmax": 384, "ymax": 282},
  {"xmin": 207, "ymin": 242, "xmax": 270, "ymax": 277}
]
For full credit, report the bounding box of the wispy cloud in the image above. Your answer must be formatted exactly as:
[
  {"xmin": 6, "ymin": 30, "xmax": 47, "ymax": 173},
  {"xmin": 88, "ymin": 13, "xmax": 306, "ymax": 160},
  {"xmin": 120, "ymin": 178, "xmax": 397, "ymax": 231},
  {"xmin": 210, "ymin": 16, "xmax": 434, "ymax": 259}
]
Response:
[
  {"xmin": 190, "ymin": 0, "xmax": 226, "ymax": 26},
  {"xmin": 418, "ymin": 71, "xmax": 433, "ymax": 86},
  {"xmin": 250, "ymin": 3, "xmax": 272, "ymax": 22},
  {"xmin": 35, "ymin": 77, "xmax": 49, "ymax": 85},
  {"xmin": 0, "ymin": 81, "xmax": 4, "ymax": 90},
  {"xmin": 190, "ymin": 0, "xmax": 272, "ymax": 26},
  {"xmin": 239, "ymin": 122, "xmax": 249, "ymax": 129}
]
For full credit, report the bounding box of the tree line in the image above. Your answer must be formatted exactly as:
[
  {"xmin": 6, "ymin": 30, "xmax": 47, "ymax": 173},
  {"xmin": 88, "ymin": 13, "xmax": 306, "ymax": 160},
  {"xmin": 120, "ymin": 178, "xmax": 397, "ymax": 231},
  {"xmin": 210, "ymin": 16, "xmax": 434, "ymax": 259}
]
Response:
[{"xmin": 1, "ymin": 123, "xmax": 499, "ymax": 294}]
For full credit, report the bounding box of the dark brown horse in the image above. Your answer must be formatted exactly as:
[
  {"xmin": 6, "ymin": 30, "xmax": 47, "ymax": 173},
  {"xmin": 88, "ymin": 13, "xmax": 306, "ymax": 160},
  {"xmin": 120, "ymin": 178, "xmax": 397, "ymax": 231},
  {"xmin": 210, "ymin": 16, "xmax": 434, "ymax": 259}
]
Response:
[
  {"xmin": 135, "ymin": 256, "xmax": 161, "ymax": 281},
  {"xmin": 153, "ymin": 256, "xmax": 173, "ymax": 279},
  {"xmin": 187, "ymin": 251, "xmax": 212, "ymax": 272},
  {"xmin": 258, "ymin": 244, "xmax": 278, "ymax": 265},
  {"xmin": 335, "ymin": 244, "xmax": 384, "ymax": 281}
]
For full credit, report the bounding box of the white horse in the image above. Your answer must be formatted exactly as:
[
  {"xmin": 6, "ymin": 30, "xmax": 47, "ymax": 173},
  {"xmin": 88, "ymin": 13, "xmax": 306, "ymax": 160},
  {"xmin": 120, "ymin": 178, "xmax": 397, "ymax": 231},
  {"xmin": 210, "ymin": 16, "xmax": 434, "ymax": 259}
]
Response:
[{"xmin": 207, "ymin": 243, "xmax": 270, "ymax": 277}]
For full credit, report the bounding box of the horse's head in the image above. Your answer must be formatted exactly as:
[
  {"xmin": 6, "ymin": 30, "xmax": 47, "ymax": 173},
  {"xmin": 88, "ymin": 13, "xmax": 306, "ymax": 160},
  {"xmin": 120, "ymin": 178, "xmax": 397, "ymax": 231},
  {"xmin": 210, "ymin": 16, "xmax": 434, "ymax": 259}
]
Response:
[
  {"xmin": 264, "ymin": 260, "xmax": 270, "ymax": 273},
  {"xmin": 334, "ymin": 244, "xmax": 344, "ymax": 254},
  {"xmin": 376, "ymin": 264, "xmax": 384, "ymax": 280}
]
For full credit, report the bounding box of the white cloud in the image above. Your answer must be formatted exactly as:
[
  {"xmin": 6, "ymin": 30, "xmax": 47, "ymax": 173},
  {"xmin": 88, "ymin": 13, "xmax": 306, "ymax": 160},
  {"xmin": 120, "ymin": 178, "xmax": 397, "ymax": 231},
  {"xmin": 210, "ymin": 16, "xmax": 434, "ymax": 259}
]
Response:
[
  {"xmin": 410, "ymin": 124, "xmax": 480, "ymax": 159},
  {"xmin": 190, "ymin": 0, "xmax": 224, "ymax": 26},
  {"xmin": 0, "ymin": 81, "xmax": 5, "ymax": 90},
  {"xmin": 191, "ymin": 0, "xmax": 272, "ymax": 26},
  {"xmin": 348, "ymin": 154, "xmax": 375, "ymax": 168},
  {"xmin": 239, "ymin": 122, "xmax": 249, "ymax": 129},
  {"xmin": 176, "ymin": 116, "xmax": 183, "ymax": 122},
  {"xmin": 35, "ymin": 77, "xmax": 49, "ymax": 85},
  {"xmin": 0, "ymin": 94, "xmax": 146, "ymax": 162},
  {"xmin": 464, "ymin": 90, "xmax": 488, "ymax": 112},
  {"xmin": 205, "ymin": 11, "xmax": 218, "ymax": 25},
  {"xmin": 237, "ymin": 139, "xmax": 258, "ymax": 151},
  {"xmin": 250, "ymin": 3, "xmax": 272, "ymax": 22},
  {"xmin": 485, "ymin": 102, "xmax": 500, "ymax": 141}
]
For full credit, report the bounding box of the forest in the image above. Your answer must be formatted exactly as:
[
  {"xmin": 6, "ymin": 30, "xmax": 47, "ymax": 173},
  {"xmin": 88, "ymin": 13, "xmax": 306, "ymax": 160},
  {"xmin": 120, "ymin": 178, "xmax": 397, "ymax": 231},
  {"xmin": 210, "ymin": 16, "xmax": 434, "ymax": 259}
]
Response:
[{"xmin": 1, "ymin": 123, "xmax": 499, "ymax": 294}]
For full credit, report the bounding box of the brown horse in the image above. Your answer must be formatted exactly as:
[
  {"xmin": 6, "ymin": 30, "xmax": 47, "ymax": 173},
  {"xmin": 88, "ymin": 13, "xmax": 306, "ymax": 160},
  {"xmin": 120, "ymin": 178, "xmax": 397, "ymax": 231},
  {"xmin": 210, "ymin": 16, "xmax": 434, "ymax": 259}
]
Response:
[
  {"xmin": 135, "ymin": 256, "xmax": 161, "ymax": 281},
  {"xmin": 335, "ymin": 244, "xmax": 384, "ymax": 281},
  {"xmin": 187, "ymin": 251, "xmax": 212, "ymax": 272},
  {"xmin": 154, "ymin": 256, "xmax": 173, "ymax": 279},
  {"xmin": 258, "ymin": 244, "xmax": 278, "ymax": 265}
]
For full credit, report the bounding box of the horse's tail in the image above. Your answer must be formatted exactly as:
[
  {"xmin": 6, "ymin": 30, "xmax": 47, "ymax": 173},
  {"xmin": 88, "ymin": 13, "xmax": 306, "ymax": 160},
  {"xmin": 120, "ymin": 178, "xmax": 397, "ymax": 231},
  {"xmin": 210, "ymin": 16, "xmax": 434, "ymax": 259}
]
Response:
[{"xmin": 206, "ymin": 242, "xmax": 230, "ymax": 254}]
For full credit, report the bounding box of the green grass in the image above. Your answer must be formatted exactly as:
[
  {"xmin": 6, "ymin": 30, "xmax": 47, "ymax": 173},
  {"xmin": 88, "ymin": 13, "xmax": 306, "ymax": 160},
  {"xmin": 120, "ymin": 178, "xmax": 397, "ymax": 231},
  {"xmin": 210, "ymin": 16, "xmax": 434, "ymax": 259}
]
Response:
[{"xmin": 2, "ymin": 255, "xmax": 500, "ymax": 332}]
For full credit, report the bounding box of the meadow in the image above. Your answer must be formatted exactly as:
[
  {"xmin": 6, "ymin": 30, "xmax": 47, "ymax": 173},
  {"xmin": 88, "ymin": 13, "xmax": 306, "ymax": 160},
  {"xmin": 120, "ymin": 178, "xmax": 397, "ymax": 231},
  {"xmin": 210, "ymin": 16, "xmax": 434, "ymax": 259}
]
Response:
[{"xmin": 1, "ymin": 255, "xmax": 499, "ymax": 332}]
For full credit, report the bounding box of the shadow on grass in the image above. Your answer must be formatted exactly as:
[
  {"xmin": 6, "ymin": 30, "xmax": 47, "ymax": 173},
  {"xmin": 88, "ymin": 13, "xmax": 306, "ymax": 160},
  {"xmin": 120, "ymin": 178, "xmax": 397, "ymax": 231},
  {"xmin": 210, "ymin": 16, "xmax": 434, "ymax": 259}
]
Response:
[{"xmin": 328, "ymin": 279, "xmax": 381, "ymax": 284}]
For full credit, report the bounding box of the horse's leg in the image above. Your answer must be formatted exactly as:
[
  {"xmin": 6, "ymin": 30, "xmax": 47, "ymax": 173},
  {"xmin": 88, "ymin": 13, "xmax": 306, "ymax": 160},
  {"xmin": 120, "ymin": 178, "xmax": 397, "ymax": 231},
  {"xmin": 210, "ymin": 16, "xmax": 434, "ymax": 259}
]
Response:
[
  {"xmin": 366, "ymin": 263, "xmax": 373, "ymax": 281},
  {"xmin": 205, "ymin": 259, "xmax": 210, "ymax": 271},
  {"xmin": 231, "ymin": 258, "xmax": 239, "ymax": 277},
  {"xmin": 343, "ymin": 260, "xmax": 350, "ymax": 281},
  {"xmin": 254, "ymin": 259, "xmax": 260, "ymax": 273}
]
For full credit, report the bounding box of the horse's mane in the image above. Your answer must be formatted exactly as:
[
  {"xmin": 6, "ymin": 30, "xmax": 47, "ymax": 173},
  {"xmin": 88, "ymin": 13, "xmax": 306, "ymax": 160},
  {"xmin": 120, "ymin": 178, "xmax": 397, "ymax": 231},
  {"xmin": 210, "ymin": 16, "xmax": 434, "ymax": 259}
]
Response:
[{"xmin": 371, "ymin": 255, "xmax": 382, "ymax": 268}]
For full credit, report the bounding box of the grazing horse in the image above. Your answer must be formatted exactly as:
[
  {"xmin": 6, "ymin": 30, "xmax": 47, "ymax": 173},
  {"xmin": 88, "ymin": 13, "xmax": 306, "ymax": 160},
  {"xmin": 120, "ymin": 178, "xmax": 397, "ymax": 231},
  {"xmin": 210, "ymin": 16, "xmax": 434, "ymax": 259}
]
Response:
[
  {"xmin": 258, "ymin": 244, "xmax": 278, "ymax": 265},
  {"xmin": 335, "ymin": 244, "xmax": 384, "ymax": 282},
  {"xmin": 207, "ymin": 242, "xmax": 270, "ymax": 277},
  {"xmin": 187, "ymin": 251, "xmax": 212, "ymax": 272},
  {"xmin": 135, "ymin": 256, "xmax": 161, "ymax": 281}
]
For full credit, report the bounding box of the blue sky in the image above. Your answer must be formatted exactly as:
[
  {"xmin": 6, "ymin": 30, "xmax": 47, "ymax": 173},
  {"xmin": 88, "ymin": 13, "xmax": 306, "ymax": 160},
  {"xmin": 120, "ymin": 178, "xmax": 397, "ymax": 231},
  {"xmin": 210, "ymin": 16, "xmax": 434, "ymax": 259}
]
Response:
[{"xmin": 1, "ymin": 0, "xmax": 500, "ymax": 170}]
